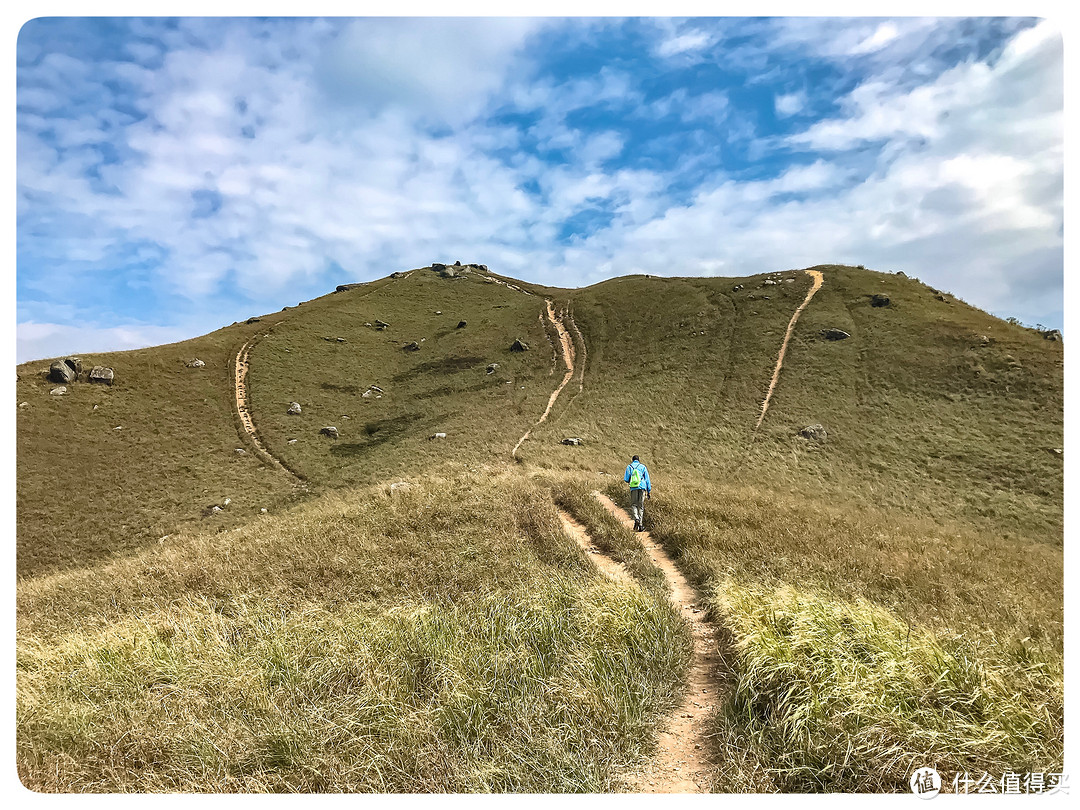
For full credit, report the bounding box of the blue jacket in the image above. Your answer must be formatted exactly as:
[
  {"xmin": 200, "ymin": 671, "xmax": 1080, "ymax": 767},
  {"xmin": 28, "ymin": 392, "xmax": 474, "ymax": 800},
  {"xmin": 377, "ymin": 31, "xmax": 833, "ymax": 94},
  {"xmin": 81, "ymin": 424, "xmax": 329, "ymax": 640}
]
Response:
[{"xmin": 624, "ymin": 461, "xmax": 651, "ymax": 491}]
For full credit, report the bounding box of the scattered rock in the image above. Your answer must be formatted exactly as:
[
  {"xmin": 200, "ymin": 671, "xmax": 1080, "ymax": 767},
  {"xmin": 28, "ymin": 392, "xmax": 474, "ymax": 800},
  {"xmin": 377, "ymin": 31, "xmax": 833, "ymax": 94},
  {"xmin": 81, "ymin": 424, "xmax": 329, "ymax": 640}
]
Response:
[
  {"xmin": 896, "ymin": 270, "xmax": 907, "ymax": 277},
  {"xmin": 799, "ymin": 424, "xmax": 828, "ymax": 442},
  {"xmin": 403, "ymin": 341, "xmax": 421, "ymax": 351},
  {"xmin": 223, "ymin": 498, "xmax": 231, "ymax": 507},
  {"xmin": 50, "ymin": 386, "xmax": 67, "ymax": 396},
  {"xmin": 246, "ymin": 317, "xmax": 261, "ymax": 324},
  {"xmin": 871, "ymin": 294, "xmax": 891, "ymax": 307},
  {"xmin": 431, "ymin": 263, "xmax": 446, "ymax": 271},
  {"xmin": 486, "ymin": 363, "xmax": 499, "ymax": 374},
  {"xmin": 368, "ymin": 385, "xmax": 383, "ymax": 393},
  {"xmin": 234, "ymin": 448, "xmax": 246, "ymax": 455},
  {"xmin": 374, "ymin": 319, "xmax": 390, "ymax": 330},
  {"xmin": 561, "ymin": 437, "xmax": 584, "ymax": 446},
  {"xmin": 1047, "ymin": 447, "xmax": 1063, "ymax": 456},
  {"xmin": 435, "ymin": 310, "xmax": 442, "ymax": 315},
  {"xmin": 732, "ymin": 284, "xmax": 743, "ymax": 292},
  {"xmin": 979, "ymin": 335, "xmax": 991, "ymax": 346},
  {"xmin": 784, "ymin": 278, "xmax": 795, "ymax": 283},
  {"xmin": 49, "ymin": 360, "xmax": 76, "ymax": 384},
  {"xmin": 320, "ymin": 426, "xmax": 339, "ymax": 439},
  {"xmin": 287, "ymin": 438, "xmax": 298, "ymax": 444},
  {"xmin": 287, "ymin": 402, "xmax": 302, "ymax": 415},
  {"xmin": 390, "ymin": 271, "xmax": 409, "ymax": 279},
  {"xmin": 510, "ymin": 339, "xmax": 529, "ymax": 352},
  {"xmin": 261, "ymin": 508, "xmax": 268, "ymax": 514},
  {"xmin": 18, "ymin": 402, "xmax": 27, "ymax": 408},
  {"xmin": 454, "ymin": 260, "xmax": 461, "ymax": 267},
  {"xmin": 389, "ymin": 482, "xmax": 413, "ymax": 495},
  {"xmin": 457, "ymin": 320, "xmax": 467, "ymax": 329},
  {"xmin": 336, "ymin": 337, "xmax": 347, "ymax": 343},
  {"xmin": 429, "ymin": 432, "xmax": 447, "ymax": 440},
  {"xmin": 89, "ymin": 366, "xmax": 115, "ymax": 385},
  {"xmin": 935, "ymin": 294, "xmax": 949, "ymax": 302},
  {"xmin": 763, "ymin": 279, "xmax": 778, "ymax": 286},
  {"xmin": 1043, "ymin": 329, "xmax": 1062, "ymax": 342},
  {"xmin": 336, "ymin": 283, "xmax": 364, "ymax": 292},
  {"xmin": 186, "ymin": 358, "xmax": 206, "ymax": 368},
  {"xmin": 64, "ymin": 357, "xmax": 83, "ymax": 376},
  {"xmin": 821, "ymin": 329, "xmax": 850, "ymax": 341},
  {"xmin": 211, "ymin": 506, "xmax": 222, "ymax": 514},
  {"xmin": 113, "ymin": 426, "xmax": 122, "ymax": 430}
]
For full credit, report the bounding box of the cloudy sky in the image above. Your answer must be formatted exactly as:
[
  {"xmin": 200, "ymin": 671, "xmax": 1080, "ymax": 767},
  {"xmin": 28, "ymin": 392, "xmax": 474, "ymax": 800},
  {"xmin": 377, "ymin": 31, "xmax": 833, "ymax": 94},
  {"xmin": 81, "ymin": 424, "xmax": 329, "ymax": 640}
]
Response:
[{"xmin": 16, "ymin": 15, "xmax": 1062, "ymax": 362}]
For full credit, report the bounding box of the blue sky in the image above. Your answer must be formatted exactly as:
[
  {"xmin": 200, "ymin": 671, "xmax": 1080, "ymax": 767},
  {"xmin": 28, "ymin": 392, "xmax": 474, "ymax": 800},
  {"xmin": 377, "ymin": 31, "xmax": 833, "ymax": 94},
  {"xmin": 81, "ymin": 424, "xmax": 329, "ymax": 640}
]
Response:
[{"xmin": 16, "ymin": 16, "xmax": 1063, "ymax": 362}]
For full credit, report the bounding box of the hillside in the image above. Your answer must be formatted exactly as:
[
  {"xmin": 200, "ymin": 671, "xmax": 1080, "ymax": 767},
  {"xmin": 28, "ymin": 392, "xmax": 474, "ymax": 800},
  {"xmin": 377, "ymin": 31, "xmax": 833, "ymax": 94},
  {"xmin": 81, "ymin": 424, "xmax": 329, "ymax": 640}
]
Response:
[{"xmin": 16, "ymin": 262, "xmax": 1064, "ymax": 792}]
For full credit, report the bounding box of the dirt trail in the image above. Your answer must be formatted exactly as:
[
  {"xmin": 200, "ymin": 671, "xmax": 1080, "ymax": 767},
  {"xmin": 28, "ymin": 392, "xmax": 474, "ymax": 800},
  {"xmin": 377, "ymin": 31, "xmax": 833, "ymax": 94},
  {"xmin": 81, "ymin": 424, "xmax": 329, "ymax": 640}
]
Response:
[
  {"xmin": 234, "ymin": 334, "xmax": 303, "ymax": 483},
  {"xmin": 594, "ymin": 491, "xmax": 724, "ymax": 793},
  {"xmin": 557, "ymin": 510, "xmax": 630, "ymax": 581},
  {"xmin": 755, "ymin": 268, "xmax": 824, "ymax": 429},
  {"xmin": 511, "ymin": 300, "xmax": 577, "ymax": 459}
]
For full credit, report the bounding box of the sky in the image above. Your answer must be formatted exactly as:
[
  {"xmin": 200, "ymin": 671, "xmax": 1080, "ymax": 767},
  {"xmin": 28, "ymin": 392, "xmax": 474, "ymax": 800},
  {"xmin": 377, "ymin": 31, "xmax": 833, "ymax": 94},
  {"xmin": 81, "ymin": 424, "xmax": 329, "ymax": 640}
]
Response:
[{"xmin": 15, "ymin": 15, "xmax": 1063, "ymax": 363}]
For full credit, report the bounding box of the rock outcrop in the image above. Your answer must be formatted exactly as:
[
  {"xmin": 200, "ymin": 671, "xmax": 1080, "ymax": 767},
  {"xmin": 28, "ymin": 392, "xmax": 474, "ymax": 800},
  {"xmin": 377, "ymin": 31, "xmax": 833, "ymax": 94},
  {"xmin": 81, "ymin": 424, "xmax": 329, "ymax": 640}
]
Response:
[
  {"xmin": 510, "ymin": 339, "xmax": 529, "ymax": 352},
  {"xmin": 799, "ymin": 424, "xmax": 828, "ymax": 442},
  {"xmin": 89, "ymin": 366, "xmax": 115, "ymax": 385},
  {"xmin": 821, "ymin": 329, "xmax": 850, "ymax": 341}
]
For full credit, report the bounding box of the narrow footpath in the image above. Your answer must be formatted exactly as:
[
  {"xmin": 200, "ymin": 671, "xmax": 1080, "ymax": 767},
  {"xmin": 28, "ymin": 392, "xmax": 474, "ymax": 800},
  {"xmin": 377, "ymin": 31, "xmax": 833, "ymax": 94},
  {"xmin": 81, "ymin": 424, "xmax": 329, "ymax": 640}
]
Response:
[
  {"xmin": 594, "ymin": 492, "xmax": 724, "ymax": 793},
  {"xmin": 755, "ymin": 268, "xmax": 824, "ymax": 429},
  {"xmin": 511, "ymin": 300, "xmax": 578, "ymax": 460}
]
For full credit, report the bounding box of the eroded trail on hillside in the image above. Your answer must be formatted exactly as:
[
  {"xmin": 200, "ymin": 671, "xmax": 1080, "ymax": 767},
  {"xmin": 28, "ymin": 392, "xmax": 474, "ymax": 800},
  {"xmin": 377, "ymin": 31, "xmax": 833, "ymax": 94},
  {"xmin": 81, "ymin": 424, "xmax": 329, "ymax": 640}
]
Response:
[
  {"xmin": 594, "ymin": 492, "xmax": 725, "ymax": 793},
  {"xmin": 234, "ymin": 334, "xmax": 303, "ymax": 483},
  {"xmin": 511, "ymin": 301, "xmax": 579, "ymax": 460},
  {"xmin": 557, "ymin": 509, "xmax": 630, "ymax": 582},
  {"xmin": 755, "ymin": 268, "xmax": 824, "ymax": 429}
]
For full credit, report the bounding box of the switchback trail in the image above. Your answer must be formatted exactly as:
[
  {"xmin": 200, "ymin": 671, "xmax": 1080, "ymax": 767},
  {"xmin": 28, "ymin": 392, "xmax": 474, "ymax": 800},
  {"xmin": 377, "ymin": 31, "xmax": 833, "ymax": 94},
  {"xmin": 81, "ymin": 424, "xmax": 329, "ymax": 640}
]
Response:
[
  {"xmin": 755, "ymin": 268, "xmax": 824, "ymax": 429},
  {"xmin": 595, "ymin": 491, "xmax": 725, "ymax": 793},
  {"xmin": 511, "ymin": 300, "xmax": 578, "ymax": 460}
]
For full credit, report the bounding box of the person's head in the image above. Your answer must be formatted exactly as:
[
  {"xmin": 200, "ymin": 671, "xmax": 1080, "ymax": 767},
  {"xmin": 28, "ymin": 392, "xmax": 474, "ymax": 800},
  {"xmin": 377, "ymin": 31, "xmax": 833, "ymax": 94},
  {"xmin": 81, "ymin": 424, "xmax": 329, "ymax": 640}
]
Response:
[{"xmin": 632, "ymin": 455, "xmax": 639, "ymax": 462}]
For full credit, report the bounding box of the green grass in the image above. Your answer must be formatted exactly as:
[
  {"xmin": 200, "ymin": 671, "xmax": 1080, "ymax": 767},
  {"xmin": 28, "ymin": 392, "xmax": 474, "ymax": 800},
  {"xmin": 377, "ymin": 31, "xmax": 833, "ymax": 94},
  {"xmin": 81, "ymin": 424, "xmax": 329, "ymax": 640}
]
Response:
[
  {"xmin": 17, "ymin": 473, "xmax": 692, "ymax": 792},
  {"xmin": 16, "ymin": 262, "xmax": 1063, "ymax": 792},
  {"xmin": 622, "ymin": 476, "xmax": 1063, "ymax": 792}
]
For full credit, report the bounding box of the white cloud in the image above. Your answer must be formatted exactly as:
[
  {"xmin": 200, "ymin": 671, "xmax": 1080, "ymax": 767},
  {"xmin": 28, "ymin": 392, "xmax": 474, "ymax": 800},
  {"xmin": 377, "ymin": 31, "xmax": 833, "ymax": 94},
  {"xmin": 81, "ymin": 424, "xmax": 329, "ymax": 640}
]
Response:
[
  {"xmin": 656, "ymin": 29, "xmax": 713, "ymax": 59},
  {"xmin": 17, "ymin": 322, "xmax": 193, "ymax": 364},
  {"xmin": 774, "ymin": 91, "xmax": 806, "ymax": 117}
]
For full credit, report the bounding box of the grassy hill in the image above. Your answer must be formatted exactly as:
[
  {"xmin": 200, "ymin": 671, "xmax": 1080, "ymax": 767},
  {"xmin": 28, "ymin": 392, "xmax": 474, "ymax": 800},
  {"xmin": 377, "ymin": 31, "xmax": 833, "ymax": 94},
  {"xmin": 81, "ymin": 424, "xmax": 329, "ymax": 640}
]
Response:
[{"xmin": 16, "ymin": 262, "xmax": 1063, "ymax": 792}]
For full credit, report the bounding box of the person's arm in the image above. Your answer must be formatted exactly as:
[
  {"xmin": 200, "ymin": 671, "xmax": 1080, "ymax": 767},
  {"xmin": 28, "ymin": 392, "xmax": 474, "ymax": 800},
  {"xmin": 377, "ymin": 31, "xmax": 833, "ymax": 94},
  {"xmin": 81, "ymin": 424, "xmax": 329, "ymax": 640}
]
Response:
[
  {"xmin": 645, "ymin": 467, "xmax": 652, "ymax": 496},
  {"xmin": 624, "ymin": 465, "xmax": 631, "ymax": 484}
]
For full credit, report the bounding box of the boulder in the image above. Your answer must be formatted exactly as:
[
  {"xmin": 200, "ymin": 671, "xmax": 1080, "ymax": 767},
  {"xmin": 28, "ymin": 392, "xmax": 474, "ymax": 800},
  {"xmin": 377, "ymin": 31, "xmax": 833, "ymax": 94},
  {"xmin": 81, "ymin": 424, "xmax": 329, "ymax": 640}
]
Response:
[
  {"xmin": 64, "ymin": 357, "xmax": 83, "ymax": 376},
  {"xmin": 404, "ymin": 341, "xmax": 421, "ymax": 351},
  {"xmin": 246, "ymin": 317, "xmax": 261, "ymax": 324},
  {"xmin": 320, "ymin": 426, "xmax": 339, "ymax": 439},
  {"xmin": 235, "ymin": 448, "xmax": 246, "ymax": 455},
  {"xmin": 454, "ymin": 260, "xmax": 461, "ymax": 266},
  {"xmin": 435, "ymin": 310, "xmax": 442, "ymax": 315},
  {"xmin": 336, "ymin": 337, "xmax": 347, "ymax": 342},
  {"xmin": 186, "ymin": 358, "xmax": 206, "ymax": 368},
  {"xmin": 336, "ymin": 283, "xmax": 364, "ymax": 292},
  {"xmin": 391, "ymin": 271, "xmax": 409, "ymax": 279},
  {"xmin": 49, "ymin": 386, "xmax": 67, "ymax": 396},
  {"xmin": 561, "ymin": 437, "xmax": 584, "ymax": 446},
  {"xmin": 486, "ymin": 363, "xmax": 499, "ymax": 374},
  {"xmin": 870, "ymin": 294, "xmax": 890, "ymax": 307},
  {"xmin": 1043, "ymin": 329, "xmax": 1062, "ymax": 342},
  {"xmin": 1047, "ymin": 447, "xmax": 1063, "ymax": 456},
  {"xmin": 799, "ymin": 424, "xmax": 828, "ymax": 442},
  {"xmin": 457, "ymin": 320, "xmax": 467, "ymax": 329},
  {"xmin": 732, "ymin": 284, "xmax": 743, "ymax": 292},
  {"xmin": 89, "ymin": 366, "xmax": 115, "ymax": 385},
  {"xmin": 896, "ymin": 271, "xmax": 907, "ymax": 277},
  {"xmin": 510, "ymin": 339, "xmax": 529, "ymax": 352},
  {"xmin": 429, "ymin": 432, "xmax": 447, "ymax": 440},
  {"xmin": 431, "ymin": 263, "xmax": 446, "ymax": 271},
  {"xmin": 287, "ymin": 402, "xmax": 302, "ymax": 415},
  {"xmin": 821, "ymin": 329, "xmax": 850, "ymax": 341},
  {"xmin": 763, "ymin": 279, "xmax": 777, "ymax": 286},
  {"xmin": 374, "ymin": 319, "xmax": 390, "ymax": 329},
  {"xmin": 49, "ymin": 360, "xmax": 76, "ymax": 384}
]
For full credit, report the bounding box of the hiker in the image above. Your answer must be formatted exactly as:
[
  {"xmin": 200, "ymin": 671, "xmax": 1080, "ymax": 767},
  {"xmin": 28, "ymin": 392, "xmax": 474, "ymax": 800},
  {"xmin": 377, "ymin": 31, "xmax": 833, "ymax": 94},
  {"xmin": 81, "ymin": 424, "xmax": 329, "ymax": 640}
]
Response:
[{"xmin": 624, "ymin": 454, "xmax": 652, "ymax": 532}]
